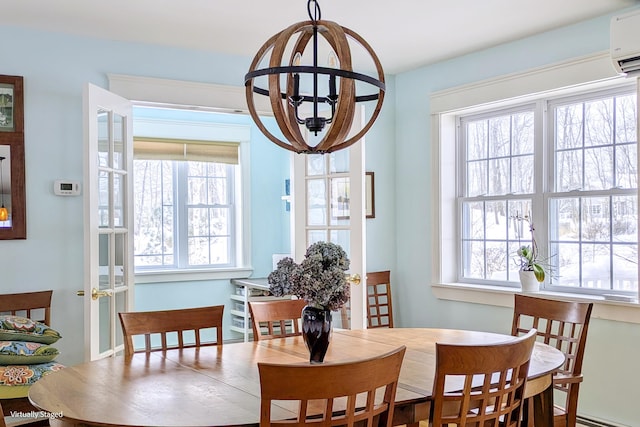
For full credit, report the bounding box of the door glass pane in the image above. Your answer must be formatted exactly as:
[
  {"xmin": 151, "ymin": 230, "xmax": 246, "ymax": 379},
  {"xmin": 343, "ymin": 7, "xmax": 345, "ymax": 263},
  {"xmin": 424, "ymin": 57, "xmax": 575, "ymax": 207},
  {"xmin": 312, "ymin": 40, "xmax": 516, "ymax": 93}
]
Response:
[
  {"xmin": 99, "ymin": 233, "xmax": 110, "ymax": 288},
  {"xmin": 113, "ymin": 113, "xmax": 125, "ymax": 170},
  {"xmin": 329, "ymin": 150, "xmax": 349, "ymax": 173},
  {"xmin": 114, "ymin": 233, "xmax": 125, "ymax": 286},
  {"xmin": 97, "ymin": 109, "xmax": 109, "ymax": 168},
  {"xmin": 99, "ymin": 171, "xmax": 110, "ymax": 227},
  {"xmin": 307, "ymin": 154, "xmax": 325, "ymax": 176},
  {"xmin": 98, "ymin": 296, "xmax": 111, "ymax": 354},
  {"xmin": 307, "ymin": 179, "xmax": 326, "ymax": 226},
  {"xmin": 308, "ymin": 230, "xmax": 326, "ymax": 243},
  {"xmin": 330, "ymin": 229, "xmax": 350, "ymax": 253},
  {"xmin": 114, "ymin": 172, "xmax": 124, "ymax": 228},
  {"xmin": 115, "ymin": 291, "xmax": 126, "ymax": 348},
  {"xmin": 331, "ymin": 177, "xmax": 350, "ymax": 225}
]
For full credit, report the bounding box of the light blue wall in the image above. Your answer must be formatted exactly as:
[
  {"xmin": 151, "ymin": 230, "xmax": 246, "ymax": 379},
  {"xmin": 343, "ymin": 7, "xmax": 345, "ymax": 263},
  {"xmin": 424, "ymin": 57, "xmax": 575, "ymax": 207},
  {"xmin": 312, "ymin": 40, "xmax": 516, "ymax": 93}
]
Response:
[{"xmin": 394, "ymin": 8, "xmax": 640, "ymax": 425}]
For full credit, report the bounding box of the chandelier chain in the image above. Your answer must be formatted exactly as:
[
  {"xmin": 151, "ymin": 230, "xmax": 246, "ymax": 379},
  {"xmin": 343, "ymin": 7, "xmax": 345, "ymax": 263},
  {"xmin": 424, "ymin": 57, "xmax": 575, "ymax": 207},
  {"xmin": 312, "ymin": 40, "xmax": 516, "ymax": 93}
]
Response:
[{"xmin": 307, "ymin": 0, "xmax": 321, "ymax": 22}]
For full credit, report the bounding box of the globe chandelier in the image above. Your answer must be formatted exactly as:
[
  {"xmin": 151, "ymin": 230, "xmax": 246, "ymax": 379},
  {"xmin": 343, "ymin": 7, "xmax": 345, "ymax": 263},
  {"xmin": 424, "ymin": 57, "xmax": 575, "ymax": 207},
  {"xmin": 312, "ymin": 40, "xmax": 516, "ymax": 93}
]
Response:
[{"xmin": 244, "ymin": 0, "xmax": 385, "ymax": 154}]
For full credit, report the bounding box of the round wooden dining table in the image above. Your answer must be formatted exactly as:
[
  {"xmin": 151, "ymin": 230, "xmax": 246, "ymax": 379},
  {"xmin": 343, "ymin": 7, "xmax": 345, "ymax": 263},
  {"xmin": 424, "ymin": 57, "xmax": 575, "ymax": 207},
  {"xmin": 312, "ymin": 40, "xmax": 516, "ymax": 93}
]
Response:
[{"xmin": 28, "ymin": 328, "xmax": 564, "ymax": 427}]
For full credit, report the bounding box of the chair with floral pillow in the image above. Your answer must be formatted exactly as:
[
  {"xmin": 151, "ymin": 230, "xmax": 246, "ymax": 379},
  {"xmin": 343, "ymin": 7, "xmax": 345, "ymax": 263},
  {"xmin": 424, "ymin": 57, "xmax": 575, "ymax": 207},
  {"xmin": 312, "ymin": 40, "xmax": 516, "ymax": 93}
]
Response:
[{"xmin": 0, "ymin": 290, "xmax": 64, "ymax": 427}]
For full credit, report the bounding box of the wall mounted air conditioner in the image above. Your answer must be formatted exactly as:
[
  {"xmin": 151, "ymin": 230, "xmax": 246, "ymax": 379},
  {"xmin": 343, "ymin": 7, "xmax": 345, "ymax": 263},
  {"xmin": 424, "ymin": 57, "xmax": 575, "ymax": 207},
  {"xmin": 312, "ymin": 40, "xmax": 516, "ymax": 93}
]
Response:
[{"xmin": 611, "ymin": 9, "xmax": 640, "ymax": 76}]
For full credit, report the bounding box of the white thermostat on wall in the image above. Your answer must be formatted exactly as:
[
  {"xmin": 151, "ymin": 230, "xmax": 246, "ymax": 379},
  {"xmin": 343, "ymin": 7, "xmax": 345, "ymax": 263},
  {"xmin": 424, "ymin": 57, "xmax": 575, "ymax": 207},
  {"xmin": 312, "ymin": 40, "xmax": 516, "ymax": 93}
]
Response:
[{"xmin": 54, "ymin": 180, "xmax": 81, "ymax": 196}]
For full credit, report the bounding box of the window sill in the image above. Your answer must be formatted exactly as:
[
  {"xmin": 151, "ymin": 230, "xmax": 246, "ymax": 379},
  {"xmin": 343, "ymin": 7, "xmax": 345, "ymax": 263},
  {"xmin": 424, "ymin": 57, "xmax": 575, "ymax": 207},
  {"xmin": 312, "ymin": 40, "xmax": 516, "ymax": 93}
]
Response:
[
  {"xmin": 135, "ymin": 267, "xmax": 254, "ymax": 284},
  {"xmin": 431, "ymin": 282, "xmax": 640, "ymax": 324}
]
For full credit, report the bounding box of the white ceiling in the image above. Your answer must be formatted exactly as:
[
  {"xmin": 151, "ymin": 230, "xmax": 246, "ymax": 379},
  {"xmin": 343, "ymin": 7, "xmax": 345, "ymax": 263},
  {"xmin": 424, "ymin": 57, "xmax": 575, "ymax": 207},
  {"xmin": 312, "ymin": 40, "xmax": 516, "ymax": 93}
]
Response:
[{"xmin": 1, "ymin": 0, "xmax": 638, "ymax": 74}]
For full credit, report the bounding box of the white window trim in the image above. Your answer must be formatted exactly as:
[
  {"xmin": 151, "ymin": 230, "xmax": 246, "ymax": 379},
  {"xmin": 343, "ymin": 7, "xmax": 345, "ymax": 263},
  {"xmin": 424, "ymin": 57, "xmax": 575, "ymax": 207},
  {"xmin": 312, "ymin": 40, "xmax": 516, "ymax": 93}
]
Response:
[
  {"xmin": 108, "ymin": 74, "xmax": 256, "ymax": 282},
  {"xmin": 431, "ymin": 51, "xmax": 640, "ymax": 324}
]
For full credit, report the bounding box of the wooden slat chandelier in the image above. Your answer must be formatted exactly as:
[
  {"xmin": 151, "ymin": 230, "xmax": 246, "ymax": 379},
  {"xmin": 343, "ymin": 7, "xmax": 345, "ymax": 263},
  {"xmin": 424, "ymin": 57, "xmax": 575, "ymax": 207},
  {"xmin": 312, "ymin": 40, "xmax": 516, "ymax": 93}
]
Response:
[{"xmin": 244, "ymin": 0, "xmax": 385, "ymax": 154}]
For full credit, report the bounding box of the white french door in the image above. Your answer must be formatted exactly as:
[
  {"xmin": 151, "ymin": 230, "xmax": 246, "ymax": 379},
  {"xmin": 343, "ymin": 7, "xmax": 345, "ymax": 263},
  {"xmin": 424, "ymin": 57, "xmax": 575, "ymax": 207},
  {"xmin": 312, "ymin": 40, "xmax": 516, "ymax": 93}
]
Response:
[
  {"xmin": 81, "ymin": 83, "xmax": 134, "ymax": 361},
  {"xmin": 292, "ymin": 108, "xmax": 367, "ymax": 329}
]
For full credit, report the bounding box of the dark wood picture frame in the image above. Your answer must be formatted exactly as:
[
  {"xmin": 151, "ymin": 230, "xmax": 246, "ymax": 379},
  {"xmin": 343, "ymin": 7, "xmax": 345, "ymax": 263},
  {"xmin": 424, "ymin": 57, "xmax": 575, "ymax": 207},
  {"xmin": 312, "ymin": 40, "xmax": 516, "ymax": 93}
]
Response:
[
  {"xmin": 365, "ymin": 172, "xmax": 375, "ymax": 219},
  {"xmin": 0, "ymin": 75, "xmax": 26, "ymax": 239}
]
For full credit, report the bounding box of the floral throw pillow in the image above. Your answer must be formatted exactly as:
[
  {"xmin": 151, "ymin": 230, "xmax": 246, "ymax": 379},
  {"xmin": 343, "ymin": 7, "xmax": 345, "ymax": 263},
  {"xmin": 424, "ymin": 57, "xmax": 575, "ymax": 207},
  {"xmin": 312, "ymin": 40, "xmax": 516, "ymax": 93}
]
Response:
[
  {"xmin": 0, "ymin": 362, "xmax": 65, "ymax": 398},
  {"xmin": 0, "ymin": 316, "xmax": 62, "ymax": 344},
  {"xmin": 0, "ymin": 341, "xmax": 60, "ymax": 365}
]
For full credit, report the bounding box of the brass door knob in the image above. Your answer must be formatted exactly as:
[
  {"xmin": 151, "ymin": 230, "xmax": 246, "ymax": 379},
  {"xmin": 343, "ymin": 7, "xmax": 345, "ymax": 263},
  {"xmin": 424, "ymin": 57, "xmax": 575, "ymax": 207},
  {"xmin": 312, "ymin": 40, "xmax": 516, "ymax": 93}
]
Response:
[
  {"xmin": 346, "ymin": 273, "xmax": 361, "ymax": 285},
  {"xmin": 77, "ymin": 288, "xmax": 113, "ymax": 300}
]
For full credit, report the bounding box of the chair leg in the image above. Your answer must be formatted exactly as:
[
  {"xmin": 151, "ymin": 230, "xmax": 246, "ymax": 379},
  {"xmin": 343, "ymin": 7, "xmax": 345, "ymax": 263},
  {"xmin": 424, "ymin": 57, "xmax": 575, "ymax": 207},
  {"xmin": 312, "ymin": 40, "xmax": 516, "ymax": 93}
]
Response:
[{"xmin": 521, "ymin": 398, "xmax": 534, "ymax": 427}]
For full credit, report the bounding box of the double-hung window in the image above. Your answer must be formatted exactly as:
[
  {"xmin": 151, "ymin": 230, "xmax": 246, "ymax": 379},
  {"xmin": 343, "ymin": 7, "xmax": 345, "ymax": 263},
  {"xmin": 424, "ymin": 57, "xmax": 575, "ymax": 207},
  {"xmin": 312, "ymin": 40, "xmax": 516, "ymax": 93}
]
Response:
[{"xmin": 458, "ymin": 85, "xmax": 638, "ymax": 296}]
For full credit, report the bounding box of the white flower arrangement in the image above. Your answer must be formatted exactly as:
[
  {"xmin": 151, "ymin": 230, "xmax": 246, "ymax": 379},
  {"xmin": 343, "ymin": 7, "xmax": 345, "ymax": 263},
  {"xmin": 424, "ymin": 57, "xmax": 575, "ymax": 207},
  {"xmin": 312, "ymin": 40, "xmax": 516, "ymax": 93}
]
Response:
[{"xmin": 267, "ymin": 241, "xmax": 350, "ymax": 311}]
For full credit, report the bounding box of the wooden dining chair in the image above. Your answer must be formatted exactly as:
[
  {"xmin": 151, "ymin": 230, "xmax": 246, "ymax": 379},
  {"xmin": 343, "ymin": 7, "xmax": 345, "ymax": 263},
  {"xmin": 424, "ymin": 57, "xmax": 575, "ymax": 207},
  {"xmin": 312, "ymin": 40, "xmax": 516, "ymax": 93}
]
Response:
[
  {"xmin": 431, "ymin": 329, "xmax": 537, "ymax": 427},
  {"xmin": 366, "ymin": 270, "xmax": 394, "ymax": 328},
  {"xmin": 511, "ymin": 294, "xmax": 593, "ymax": 427},
  {"xmin": 248, "ymin": 299, "xmax": 307, "ymax": 341},
  {"xmin": 119, "ymin": 305, "xmax": 224, "ymax": 356},
  {"xmin": 340, "ymin": 270, "xmax": 394, "ymax": 329},
  {"xmin": 0, "ymin": 290, "xmax": 55, "ymax": 427},
  {"xmin": 258, "ymin": 345, "xmax": 406, "ymax": 427}
]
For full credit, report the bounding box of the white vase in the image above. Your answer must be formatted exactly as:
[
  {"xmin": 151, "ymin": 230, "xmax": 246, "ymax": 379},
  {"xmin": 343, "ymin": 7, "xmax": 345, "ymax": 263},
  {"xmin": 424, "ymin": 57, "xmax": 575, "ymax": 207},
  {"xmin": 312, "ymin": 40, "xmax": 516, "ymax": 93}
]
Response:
[{"xmin": 519, "ymin": 270, "xmax": 540, "ymax": 292}]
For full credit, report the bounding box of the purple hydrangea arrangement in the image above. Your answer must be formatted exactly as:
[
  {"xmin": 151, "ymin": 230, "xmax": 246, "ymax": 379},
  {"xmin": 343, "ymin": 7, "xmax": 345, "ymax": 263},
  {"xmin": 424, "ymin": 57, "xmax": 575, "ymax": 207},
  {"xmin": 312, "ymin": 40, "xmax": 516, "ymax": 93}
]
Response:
[{"xmin": 267, "ymin": 241, "xmax": 350, "ymax": 311}]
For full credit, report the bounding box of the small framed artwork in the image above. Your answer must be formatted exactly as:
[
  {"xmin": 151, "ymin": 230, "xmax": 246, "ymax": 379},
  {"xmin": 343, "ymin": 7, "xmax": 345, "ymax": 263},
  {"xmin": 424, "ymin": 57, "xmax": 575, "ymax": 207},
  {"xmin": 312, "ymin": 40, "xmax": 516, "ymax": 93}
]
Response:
[
  {"xmin": 365, "ymin": 172, "xmax": 375, "ymax": 219},
  {"xmin": 0, "ymin": 80, "xmax": 17, "ymax": 133},
  {"xmin": 0, "ymin": 74, "xmax": 26, "ymax": 240}
]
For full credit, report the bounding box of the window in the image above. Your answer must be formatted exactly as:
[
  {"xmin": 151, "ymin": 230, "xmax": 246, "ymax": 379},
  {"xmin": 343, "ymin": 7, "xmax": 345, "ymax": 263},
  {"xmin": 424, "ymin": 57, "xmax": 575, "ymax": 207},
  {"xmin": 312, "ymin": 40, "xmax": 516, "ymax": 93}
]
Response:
[
  {"xmin": 459, "ymin": 106, "xmax": 537, "ymax": 284},
  {"xmin": 132, "ymin": 106, "xmax": 248, "ymax": 274},
  {"xmin": 548, "ymin": 89, "xmax": 638, "ymax": 294},
  {"xmin": 134, "ymin": 159, "xmax": 236, "ymax": 269},
  {"xmin": 458, "ymin": 86, "xmax": 638, "ymax": 295}
]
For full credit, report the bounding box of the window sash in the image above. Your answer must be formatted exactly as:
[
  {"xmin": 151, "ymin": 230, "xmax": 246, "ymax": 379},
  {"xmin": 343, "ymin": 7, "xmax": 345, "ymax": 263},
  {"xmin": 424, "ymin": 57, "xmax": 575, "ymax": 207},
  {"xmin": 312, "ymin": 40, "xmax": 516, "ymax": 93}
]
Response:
[{"xmin": 134, "ymin": 159, "xmax": 236, "ymax": 271}]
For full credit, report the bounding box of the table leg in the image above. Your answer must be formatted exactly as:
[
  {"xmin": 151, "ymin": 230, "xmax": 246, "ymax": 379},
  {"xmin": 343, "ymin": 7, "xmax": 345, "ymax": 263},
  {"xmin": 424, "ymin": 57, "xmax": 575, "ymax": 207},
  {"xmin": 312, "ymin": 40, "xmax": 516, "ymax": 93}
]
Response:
[{"xmin": 531, "ymin": 382, "xmax": 554, "ymax": 427}]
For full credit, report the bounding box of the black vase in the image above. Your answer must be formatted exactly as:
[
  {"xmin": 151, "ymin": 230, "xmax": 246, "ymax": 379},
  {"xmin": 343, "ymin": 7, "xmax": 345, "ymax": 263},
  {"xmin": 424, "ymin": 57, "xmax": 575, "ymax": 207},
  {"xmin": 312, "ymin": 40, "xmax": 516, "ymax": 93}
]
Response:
[{"xmin": 301, "ymin": 305, "xmax": 332, "ymax": 363}]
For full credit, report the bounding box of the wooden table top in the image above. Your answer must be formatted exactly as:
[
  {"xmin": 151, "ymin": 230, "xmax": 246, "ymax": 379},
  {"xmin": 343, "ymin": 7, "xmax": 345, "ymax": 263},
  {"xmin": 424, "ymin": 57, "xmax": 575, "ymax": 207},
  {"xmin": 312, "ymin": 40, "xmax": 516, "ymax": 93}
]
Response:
[{"xmin": 29, "ymin": 328, "xmax": 565, "ymax": 427}]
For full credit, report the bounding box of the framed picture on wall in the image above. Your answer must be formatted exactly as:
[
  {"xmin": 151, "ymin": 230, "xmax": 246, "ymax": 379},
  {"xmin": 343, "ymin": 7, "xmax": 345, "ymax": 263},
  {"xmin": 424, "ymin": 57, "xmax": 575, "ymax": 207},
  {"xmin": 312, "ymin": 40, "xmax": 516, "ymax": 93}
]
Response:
[
  {"xmin": 0, "ymin": 74, "xmax": 26, "ymax": 239},
  {"xmin": 365, "ymin": 172, "xmax": 375, "ymax": 219}
]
